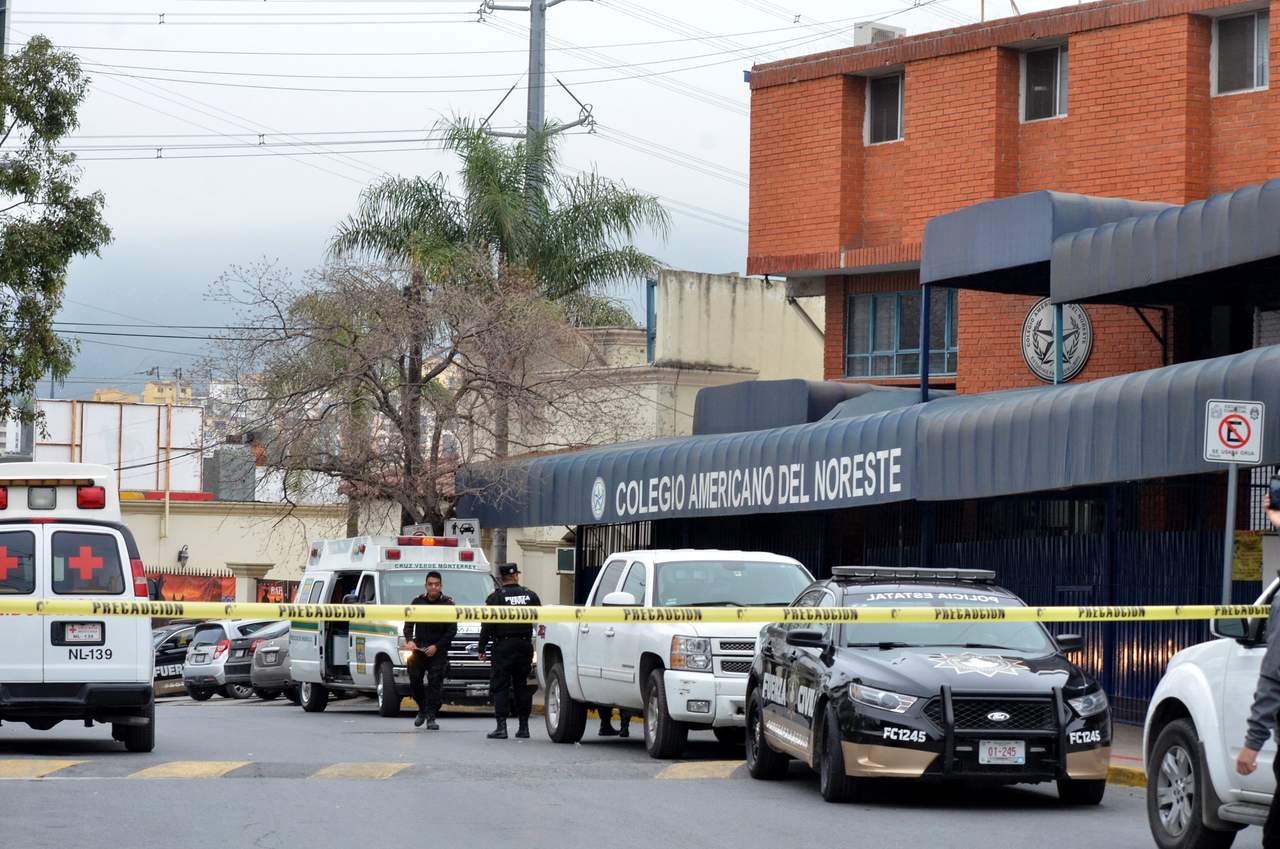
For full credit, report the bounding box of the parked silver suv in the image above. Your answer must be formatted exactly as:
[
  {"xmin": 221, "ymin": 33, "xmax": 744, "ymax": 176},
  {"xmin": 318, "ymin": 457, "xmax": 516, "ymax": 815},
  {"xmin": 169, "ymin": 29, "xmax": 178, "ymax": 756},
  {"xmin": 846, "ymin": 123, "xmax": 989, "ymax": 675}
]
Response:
[{"xmin": 183, "ymin": 620, "xmax": 275, "ymax": 700}]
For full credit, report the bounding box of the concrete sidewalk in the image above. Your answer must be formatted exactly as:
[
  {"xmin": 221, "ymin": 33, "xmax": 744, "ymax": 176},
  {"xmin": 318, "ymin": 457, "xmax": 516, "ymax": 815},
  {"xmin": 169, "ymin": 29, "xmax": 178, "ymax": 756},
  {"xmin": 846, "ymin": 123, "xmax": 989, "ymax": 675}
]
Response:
[{"xmin": 1110, "ymin": 723, "xmax": 1146, "ymax": 787}]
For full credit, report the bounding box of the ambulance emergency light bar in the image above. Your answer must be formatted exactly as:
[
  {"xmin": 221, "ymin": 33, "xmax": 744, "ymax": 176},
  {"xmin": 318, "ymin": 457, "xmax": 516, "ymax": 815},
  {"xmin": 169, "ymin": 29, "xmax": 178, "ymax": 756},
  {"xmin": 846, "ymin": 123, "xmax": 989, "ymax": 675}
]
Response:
[{"xmin": 0, "ymin": 480, "xmax": 107, "ymax": 510}]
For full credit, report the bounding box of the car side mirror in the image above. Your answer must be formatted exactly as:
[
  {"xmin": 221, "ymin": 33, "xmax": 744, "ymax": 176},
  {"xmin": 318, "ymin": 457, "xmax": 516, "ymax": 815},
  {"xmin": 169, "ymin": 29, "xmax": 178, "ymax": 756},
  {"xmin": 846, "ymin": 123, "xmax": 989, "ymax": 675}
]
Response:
[
  {"xmin": 1056, "ymin": 633, "xmax": 1085, "ymax": 654},
  {"xmin": 785, "ymin": 629, "xmax": 827, "ymax": 649},
  {"xmin": 1212, "ymin": 617, "xmax": 1250, "ymax": 641},
  {"xmin": 601, "ymin": 591, "xmax": 637, "ymax": 607}
]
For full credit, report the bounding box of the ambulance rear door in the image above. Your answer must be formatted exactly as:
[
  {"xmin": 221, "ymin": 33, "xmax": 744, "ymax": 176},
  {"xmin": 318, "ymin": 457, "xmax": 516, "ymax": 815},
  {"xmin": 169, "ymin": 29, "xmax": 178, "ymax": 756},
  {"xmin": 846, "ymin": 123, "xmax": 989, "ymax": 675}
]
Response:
[
  {"xmin": 0, "ymin": 526, "xmax": 43, "ymax": 682},
  {"xmin": 42, "ymin": 523, "xmax": 150, "ymax": 684},
  {"xmin": 289, "ymin": 574, "xmax": 327, "ymax": 682}
]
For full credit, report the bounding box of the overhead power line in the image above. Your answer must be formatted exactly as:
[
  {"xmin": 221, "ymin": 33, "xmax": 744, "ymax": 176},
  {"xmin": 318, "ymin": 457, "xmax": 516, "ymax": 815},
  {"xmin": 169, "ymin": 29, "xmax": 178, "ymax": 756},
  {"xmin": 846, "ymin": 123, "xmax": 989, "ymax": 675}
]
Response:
[{"xmin": 11, "ymin": 20, "xmax": 874, "ymax": 57}]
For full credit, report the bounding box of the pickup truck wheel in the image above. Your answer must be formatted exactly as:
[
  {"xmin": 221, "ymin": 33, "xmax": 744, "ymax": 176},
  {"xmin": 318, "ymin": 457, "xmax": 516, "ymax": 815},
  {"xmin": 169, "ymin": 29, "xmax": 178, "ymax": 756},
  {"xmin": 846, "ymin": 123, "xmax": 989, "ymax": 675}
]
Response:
[
  {"xmin": 299, "ymin": 681, "xmax": 329, "ymax": 713},
  {"xmin": 1147, "ymin": 719, "xmax": 1237, "ymax": 849},
  {"xmin": 817, "ymin": 705, "xmax": 859, "ymax": 803},
  {"xmin": 120, "ymin": 701, "xmax": 156, "ymax": 753},
  {"xmin": 745, "ymin": 689, "xmax": 788, "ymax": 780},
  {"xmin": 376, "ymin": 661, "xmax": 403, "ymax": 717},
  {"xmin": 1057, "ymin": 777, "xmax": 1106, "ymax": 805},
  {"xmin": 643, "ymin": 668, "xmax": 688, "ymax": 759},
  {"xmin": 544, "ymin": 661, "xmax": 587, "ymax": 743},
  {"xmin": 221, "ymin": 683, "xmax": 253, "ymax": 700}
]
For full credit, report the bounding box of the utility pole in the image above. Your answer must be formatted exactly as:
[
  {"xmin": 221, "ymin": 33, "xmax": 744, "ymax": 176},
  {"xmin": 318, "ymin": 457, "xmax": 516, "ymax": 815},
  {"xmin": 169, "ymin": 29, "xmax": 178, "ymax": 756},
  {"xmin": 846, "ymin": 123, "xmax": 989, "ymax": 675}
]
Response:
[
  {"xmin": 479, "ymin": 0, "xmax": 593, "ymax": 141},
  {"xmin": 479, "ymin": 0, "xmax": 591, "ymax": 565}
]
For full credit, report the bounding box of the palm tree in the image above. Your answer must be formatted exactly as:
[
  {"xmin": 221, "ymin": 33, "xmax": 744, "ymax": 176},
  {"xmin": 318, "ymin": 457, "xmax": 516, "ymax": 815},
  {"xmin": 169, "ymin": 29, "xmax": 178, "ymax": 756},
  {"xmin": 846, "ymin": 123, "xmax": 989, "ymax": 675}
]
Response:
[{"xmin": 330, "ymin": 118, "xmax": 671, "ymax": 545}]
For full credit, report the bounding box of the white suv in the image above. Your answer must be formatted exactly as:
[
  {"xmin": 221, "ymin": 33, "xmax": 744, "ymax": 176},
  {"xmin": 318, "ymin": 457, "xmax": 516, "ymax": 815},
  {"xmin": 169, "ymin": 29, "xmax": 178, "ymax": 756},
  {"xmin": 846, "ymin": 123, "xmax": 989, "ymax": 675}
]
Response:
[
  {"xmin": 0, "ymin": 463, "xmax": 155, "ymax": 752},
  {"xmin": 1144, "ymin": 578, "xmax": 1278, "ymax": 848}
]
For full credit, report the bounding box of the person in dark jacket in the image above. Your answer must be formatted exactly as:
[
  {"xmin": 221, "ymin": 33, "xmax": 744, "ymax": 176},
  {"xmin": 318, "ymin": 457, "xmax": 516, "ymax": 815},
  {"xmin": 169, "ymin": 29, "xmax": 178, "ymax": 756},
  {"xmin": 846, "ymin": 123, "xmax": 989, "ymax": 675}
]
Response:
[
  {"xmin": 403, "ymin": 571, "xmax": 457, "ymax": 730},
  {"xmin": 477, "ymin": 563, "xmax": 541, "ymax": 739},
  {"xmin": 1238, "ymin": 493, "xmax": 1280, "ymax": 847}
]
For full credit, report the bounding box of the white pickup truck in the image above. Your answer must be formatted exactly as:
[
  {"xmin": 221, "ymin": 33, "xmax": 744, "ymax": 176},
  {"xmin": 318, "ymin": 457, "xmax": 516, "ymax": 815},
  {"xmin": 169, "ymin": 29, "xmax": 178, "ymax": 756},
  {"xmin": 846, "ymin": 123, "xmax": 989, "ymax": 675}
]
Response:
[
  {"xmin": 537, "ymin": 549, "xmax": 813, "ymax": 758},
  {"xmin": 1144, "ymin": 578, "xmax": 1279, "ymax": 849}
]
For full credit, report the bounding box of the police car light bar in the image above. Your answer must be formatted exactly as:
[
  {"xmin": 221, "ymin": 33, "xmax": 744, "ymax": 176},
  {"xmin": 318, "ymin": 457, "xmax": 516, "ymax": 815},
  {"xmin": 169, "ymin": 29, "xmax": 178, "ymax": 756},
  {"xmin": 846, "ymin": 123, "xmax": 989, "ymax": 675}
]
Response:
[
  {"xmin": 831, "ymin": 566, "xmax": 997, "ymax": 584},
  {"xmin": 397, "ymin": 536, "xmax": 458, "ymax": 547}
]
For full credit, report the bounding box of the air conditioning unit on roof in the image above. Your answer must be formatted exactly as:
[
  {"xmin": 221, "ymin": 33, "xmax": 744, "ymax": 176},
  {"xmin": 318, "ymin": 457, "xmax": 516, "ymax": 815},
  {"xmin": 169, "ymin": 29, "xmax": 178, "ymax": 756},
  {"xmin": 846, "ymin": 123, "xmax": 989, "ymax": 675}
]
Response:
[{"xmin": 854, "ymin": 22, "xmax": 906, "ymax": 46}]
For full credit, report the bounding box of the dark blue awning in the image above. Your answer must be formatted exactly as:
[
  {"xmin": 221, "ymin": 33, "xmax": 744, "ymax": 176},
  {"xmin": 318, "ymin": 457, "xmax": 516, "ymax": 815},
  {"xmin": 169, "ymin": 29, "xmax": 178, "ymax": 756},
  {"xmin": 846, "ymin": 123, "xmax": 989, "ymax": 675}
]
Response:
[
  {"xmin": 463, "ymin": 346, "xmax": 1280, "ymax": 528},
  {"xmin": 1051, "ymin": 178, "xmax": 1280, "ymax": 306},
  {"xmin": 921, "ymin": 191, "xmax": 1170, "ymax": 293}
]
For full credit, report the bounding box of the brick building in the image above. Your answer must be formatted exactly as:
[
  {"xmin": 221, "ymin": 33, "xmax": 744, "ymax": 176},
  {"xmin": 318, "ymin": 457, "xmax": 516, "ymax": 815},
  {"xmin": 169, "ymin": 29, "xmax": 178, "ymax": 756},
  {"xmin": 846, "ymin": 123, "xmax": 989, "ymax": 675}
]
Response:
[{"xmin": 748, "ymin": 0, "xmax": 1278, "ymax": 393}]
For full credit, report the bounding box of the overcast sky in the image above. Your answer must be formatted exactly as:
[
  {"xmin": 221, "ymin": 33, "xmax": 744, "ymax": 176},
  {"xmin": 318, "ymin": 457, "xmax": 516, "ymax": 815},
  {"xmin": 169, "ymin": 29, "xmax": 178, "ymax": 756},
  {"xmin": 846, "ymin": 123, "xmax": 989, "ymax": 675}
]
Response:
[{"xmin": 15, "ymin": 0, "xmax": 1073, "ymax": 397}]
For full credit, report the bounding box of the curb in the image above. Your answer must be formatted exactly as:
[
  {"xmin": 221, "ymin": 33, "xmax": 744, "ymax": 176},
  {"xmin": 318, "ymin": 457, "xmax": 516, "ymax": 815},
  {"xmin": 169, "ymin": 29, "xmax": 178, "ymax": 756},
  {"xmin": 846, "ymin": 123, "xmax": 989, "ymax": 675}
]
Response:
[{"xmin": 1108, "ymin": 764, "xmax": 1147, "ymax": 788}]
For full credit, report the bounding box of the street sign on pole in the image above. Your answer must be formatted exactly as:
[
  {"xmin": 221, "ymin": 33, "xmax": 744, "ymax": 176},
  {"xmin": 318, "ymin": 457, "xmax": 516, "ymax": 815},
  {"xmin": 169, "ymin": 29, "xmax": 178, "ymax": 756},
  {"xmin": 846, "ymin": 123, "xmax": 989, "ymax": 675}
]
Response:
[
  {"xmin": 1204, "ymin": 400, "xmax": 1266, "ymax": 604},
  {"xmin": 1205, "ymin": 399, "xmax": 1265, "ymax": 464}
]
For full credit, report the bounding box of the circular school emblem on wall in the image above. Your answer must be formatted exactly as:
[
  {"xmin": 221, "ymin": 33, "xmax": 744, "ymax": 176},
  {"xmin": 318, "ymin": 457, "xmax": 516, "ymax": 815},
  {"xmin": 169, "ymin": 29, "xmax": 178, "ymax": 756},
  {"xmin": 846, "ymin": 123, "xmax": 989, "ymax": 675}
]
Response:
[
  {"xmin": 590, "ymin": 477, "xmax": 607, "ymax": 521},
  {"xmin": 1021, "ymin": 298, "xmax": 1093, "ymax": 382}
]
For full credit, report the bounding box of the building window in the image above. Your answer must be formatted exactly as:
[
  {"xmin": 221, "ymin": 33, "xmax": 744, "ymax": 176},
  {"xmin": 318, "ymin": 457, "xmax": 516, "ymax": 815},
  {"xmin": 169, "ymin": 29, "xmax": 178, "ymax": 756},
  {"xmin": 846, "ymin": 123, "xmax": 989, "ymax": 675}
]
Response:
[
  {"xmin": 1023, "ymin": 45, "xmax": 1068, "ymax": 121},
  {"xmin": 1215, "ymin": 11, "xmax": 1269, "ymax": 95},
  {"xmin": 866, "ymin": 73, "xmax": 903, "ymax": 144},
  {"xmin": 844, "ymin": 288, "xmax": 959, "ymax": 378}
]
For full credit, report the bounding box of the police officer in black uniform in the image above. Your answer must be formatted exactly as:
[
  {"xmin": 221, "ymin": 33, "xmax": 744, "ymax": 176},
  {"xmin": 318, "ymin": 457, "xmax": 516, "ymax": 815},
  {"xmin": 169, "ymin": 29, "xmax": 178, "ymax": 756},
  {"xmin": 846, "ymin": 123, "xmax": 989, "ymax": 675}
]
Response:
[
  {"xmin": 477, "ymin": 563, "xmax": 541, "ymax": 739},
  {"xmin": 402, "ymin": 571, "xmax": 457, "ymax": 730}
]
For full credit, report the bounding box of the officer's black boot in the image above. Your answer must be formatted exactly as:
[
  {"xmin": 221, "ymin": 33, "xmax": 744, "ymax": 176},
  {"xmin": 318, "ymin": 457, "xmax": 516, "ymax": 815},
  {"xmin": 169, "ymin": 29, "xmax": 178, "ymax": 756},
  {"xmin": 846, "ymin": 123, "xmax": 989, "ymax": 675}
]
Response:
[
  {"xmin": 487, "ymin": 718, "xmax": 508, "ymax": 739},
  {"xmin": 425, "ymin": 712, "xmax": 439, "ymax": 731},
  {"xmin": 413, "ymin": 709, "xmax": 428, "ymax": 728},
  {"xmin": 515, "ymin": 716, "xmax": 530, "ymax": 739}
]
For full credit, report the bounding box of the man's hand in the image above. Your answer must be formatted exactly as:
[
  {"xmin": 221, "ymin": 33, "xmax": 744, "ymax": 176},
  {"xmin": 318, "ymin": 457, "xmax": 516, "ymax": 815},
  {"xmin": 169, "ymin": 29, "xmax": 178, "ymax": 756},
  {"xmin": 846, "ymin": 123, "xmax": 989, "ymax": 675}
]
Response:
[
  {"xmin": 425, "ymin": 645, "xmax": 437, "ymax": 658},
  {"xmin": 1237, "ymin": 746, "xmax": 1260, "ymax": 775},
  {"xmin": 477, "ymin": 652, "xmax": 487, "ymax": 663},
  {"xmin": 403, "ymin": 640, "xmax": 417, "ymax": 652},
  {"xmin": 1266, "ymin": 494, "xmax": 1280, "ymax": 531}
]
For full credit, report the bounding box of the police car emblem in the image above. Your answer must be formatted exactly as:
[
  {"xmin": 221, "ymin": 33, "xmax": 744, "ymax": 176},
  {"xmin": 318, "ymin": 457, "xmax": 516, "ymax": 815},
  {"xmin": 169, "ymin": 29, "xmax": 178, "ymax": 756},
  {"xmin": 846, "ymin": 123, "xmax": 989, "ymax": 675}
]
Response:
[
  {"xmin": 590, "ymin": 477, "xmax": 607, "ymax": 521},
  {"xmin": 986, "ymin": 711, "xmax": 1011, "ymax": 722},
  {"xmin": 1021, "ymin": 298, "xmax": 1093, "ymax": 382},
  {"xmin": 930, "ymin": 653, "xmax": 1028, "ymax": 678}
]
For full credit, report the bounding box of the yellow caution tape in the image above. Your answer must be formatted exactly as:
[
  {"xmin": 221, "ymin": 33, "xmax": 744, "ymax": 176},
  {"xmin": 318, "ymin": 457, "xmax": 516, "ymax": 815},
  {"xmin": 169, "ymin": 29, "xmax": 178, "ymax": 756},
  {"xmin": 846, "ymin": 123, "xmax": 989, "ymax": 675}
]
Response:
[{"xmin": 0, "ymin": 599, "xmax": 1268, "ymax": 624}]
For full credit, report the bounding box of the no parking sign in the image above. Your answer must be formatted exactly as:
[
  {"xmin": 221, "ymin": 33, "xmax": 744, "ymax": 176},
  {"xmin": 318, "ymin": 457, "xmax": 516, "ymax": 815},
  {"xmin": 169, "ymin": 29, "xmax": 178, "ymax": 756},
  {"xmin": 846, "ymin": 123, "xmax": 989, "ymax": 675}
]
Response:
[{"xmin": 1204, "ymin": 399, "xmax": 1265, "ymax": 465}]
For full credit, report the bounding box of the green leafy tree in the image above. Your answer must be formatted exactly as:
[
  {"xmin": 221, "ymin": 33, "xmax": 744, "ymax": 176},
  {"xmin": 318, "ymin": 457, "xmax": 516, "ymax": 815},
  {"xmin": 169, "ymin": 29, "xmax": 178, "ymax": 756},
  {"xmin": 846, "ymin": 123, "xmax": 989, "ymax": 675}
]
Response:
[
  {"xmin": 331, "ymin": 119, "xmax": 667, "ymax": 541},
  {"xmin": 0, "ymin": 36, "xmax": 111, "ymax": 419}
]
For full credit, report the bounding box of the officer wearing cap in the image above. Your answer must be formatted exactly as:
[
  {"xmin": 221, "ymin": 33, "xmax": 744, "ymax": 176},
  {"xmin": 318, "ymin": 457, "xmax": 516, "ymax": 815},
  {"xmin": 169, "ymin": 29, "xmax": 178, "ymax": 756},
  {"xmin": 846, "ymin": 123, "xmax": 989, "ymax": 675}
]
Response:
[{"xmin": 477, "ymin": 562, "xmax": 541, "ymax": 739}]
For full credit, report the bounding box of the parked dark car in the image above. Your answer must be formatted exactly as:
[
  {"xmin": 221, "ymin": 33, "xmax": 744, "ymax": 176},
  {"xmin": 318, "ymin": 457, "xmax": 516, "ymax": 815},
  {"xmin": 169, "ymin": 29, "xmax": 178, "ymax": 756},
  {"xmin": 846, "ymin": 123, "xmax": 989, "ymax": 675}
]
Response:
[
  {"xmin": 152, "ymin": 623, "xmax": 198, "ymax": 697},
  {"xmin": 746, "ymin": 566, "xmax": 1111, "ymax": 806},
  {"xmin": 249, "ymin": 621, "xmax": 298, "ymax": 702}
]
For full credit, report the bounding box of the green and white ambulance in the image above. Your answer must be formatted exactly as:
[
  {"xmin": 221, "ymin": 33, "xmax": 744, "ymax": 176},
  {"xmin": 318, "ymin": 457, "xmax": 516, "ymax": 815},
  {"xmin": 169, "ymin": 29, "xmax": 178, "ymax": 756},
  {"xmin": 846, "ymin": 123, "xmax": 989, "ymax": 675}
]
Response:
[{"xmin": 288, "ymin": 534, "xmax": 500, "ymax": 715}]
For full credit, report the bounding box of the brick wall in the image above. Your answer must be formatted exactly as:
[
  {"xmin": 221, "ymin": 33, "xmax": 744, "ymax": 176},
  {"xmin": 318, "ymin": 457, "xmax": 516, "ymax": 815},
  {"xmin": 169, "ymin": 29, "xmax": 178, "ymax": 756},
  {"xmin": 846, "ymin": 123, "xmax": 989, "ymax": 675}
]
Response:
[{"xmin": 751, "ymin": 0, "xmax": 1280, "ymax": 387}]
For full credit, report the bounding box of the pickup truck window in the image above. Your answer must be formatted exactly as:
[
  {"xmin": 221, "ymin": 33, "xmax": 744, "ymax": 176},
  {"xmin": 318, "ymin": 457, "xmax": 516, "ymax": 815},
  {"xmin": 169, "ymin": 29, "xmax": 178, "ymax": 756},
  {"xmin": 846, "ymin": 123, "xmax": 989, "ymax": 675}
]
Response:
[
  {"xmin": 591, "ymin": 560, "xmax": 627, "ymax": 606},
  {"xmin": 653, "ymin": 560, "xmax": 811, "ymax": 607},
  {"xmin": 621, "ymin": 561, "xmax": 647, "ymax": 603}
]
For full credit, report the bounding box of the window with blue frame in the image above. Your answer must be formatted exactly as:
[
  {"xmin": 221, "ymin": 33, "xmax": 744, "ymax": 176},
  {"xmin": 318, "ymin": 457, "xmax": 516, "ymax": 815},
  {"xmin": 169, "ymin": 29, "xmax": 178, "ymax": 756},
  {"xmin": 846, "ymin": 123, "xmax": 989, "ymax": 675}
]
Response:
[{"xmin": 844, "ymin": 288, "xmax": 959, "ymax": 378}]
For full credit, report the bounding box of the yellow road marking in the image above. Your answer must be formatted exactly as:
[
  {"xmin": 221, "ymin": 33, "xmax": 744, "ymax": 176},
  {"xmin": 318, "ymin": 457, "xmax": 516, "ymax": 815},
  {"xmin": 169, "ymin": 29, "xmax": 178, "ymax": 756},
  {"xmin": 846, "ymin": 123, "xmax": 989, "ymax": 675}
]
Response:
[
  {"xmin": 654, "ymin": 760, "xmax": 741, "ymax": 780},
  {"xmin": 310, "ymin": 762, "xmax": 412, "ymax": 780},
  {"xmin": 0, "ymin": 759, "xmax": 83, "ymax": 779},
  {"xmin": 129, "ymin": 760, "xmax": 249, "ymax": 779}
]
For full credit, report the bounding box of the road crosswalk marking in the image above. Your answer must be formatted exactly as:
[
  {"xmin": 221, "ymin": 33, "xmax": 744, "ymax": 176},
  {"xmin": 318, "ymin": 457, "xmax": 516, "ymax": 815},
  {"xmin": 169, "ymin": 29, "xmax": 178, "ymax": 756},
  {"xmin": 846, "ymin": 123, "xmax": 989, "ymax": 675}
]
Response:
[
  {"xmin": 654, "ymin": 760, "xmax": 742, "ymax": 780},
  {"xmin": 0, "ymin": 759, "xmax": 83, "ymax": 779},
  {"xmin": 129, "ymin": 760, "xmax": 250, "ymax": 779},
  {"xmin": 310, "ymin": 762, "xmax": 412, "ymax": 780}
]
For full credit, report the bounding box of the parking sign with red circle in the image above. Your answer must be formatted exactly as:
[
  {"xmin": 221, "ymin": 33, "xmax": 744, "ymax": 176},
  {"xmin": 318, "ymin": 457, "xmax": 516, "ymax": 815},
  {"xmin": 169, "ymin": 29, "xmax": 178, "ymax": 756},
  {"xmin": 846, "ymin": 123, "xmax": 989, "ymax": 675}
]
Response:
[{"xmin": 1205, "ymin": 400, "xmax": 1264, "ymax": 464}]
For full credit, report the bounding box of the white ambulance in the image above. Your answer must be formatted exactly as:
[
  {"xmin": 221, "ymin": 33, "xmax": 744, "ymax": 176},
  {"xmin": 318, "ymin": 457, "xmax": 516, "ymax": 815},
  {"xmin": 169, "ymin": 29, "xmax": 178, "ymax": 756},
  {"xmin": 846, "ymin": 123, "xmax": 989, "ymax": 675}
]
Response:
[
  {"xmin": 0, "ymin": 462, "xmax": 155, "ymax": 751},
  {"xmin": 289, "ymin": 534, "xmax": 502, "ymax": 716}
]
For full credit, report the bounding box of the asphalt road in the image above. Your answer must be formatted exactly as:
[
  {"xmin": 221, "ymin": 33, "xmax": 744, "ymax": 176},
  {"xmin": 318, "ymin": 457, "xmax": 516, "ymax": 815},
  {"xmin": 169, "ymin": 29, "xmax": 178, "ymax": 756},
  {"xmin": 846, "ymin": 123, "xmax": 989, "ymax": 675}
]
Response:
[{"xmin": 0, "ymin": 697, "xmax": 1257, "ymax": 849}]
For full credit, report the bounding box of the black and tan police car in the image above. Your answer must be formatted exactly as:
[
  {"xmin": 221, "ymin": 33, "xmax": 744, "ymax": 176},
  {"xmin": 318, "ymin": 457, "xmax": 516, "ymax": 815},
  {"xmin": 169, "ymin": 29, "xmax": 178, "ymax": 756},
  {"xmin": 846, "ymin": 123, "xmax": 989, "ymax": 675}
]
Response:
[{"xmin": 745, "ymin": 566, "xmax": 1111, "ymax": 805}]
